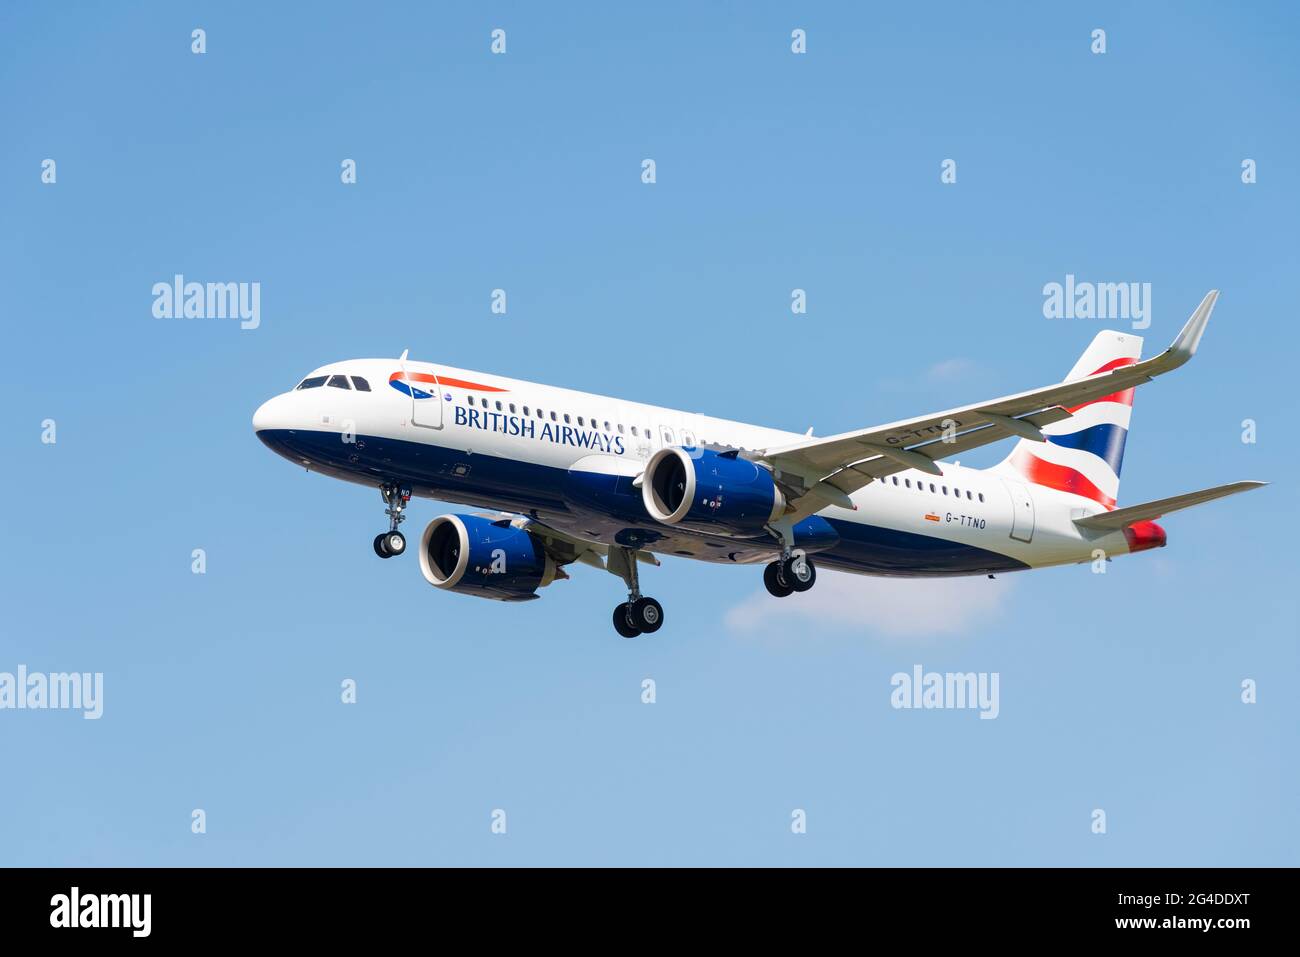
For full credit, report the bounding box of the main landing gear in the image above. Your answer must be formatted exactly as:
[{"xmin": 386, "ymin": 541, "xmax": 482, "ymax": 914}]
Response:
[
  {"xmin": 608, "ymin": 545, "xmax": 664, "ymax": 638},
  {"xmin": 763, "ymin": 554, "xmax": 816, "ymax": 597},
  {"xmin": 762, "ymin": 521, "xmax": 817, "ymax": 598},
  {"xmin": 373, "ymin": 483, "xmax": 411, "ymax": 559}
]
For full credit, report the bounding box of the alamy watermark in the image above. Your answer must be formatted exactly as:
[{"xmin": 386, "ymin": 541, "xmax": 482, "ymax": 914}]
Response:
[
  {"xmin": 1043, "ymin": 274, "xmax": 1150, "ymax": 330},
  {"xmin": 0, "ymin": 666, "xmax": 103, "ymax": 719},
  {"xmin": 890, "ymin": 664, "xmax": 999, "ymax": 719},
  {"xmin": 50, "ymin": 887, "xmax": 150, "ymax": 937},
  {"xmin": 152, "ymin": 274, "xmax": 260, "ymax": 330}
]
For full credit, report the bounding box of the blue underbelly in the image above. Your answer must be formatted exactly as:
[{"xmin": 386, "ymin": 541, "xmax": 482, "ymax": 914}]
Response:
[
  {"xmin": 256, "ymin": 429, "xmax": 1028, "ymax": 577},
  {"xmin": 819, "ymin": 518, "xmax": 1028, "ymax": 577}
]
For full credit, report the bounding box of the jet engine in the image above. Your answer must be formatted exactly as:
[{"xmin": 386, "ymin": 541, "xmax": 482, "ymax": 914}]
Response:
[
  {"xmin": 418, "ymin": 514, "xmax": 558, "ymax": 602},
  {"xmin": 641, "ymin": 447, "xmax": 785, "ymax": 538}
]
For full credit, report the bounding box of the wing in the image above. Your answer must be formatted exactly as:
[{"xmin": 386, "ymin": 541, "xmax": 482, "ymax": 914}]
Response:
[{"xmin": 759, "ymin": 290, "xmax": 1220, "ymax": 515}]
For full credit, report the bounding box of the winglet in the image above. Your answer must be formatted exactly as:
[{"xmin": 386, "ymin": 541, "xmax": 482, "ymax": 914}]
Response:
[{"xmin": 1161, "ymin": 289, "xmax": 1218, "ymax": 371}]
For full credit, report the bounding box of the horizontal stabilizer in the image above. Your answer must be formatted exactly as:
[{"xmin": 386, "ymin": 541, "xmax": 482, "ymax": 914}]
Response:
[{"xmin": 1074, "ymin": 481, "xmax": 1266, "ymax": 531}]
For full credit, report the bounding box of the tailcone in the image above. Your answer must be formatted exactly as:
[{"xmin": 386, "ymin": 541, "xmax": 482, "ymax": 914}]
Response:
[{"xmin": 1123, "ymin": 520, "xmax": 1167, "ymax": 553}]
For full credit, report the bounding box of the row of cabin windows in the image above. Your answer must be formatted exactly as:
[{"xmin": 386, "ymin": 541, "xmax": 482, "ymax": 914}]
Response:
[
  {"xmin": 466, "ymin": 394, "xmax": 661, "ymax": 438},
  {"xmin": 887, "ymin": 474, "xmax": 984, "ymax": 503},
  {"xmin": 296, "ymin": 375, "xmax": 371, "ymax": 392},
  {"xmin": 293, "ymin": 379, "xmax": 713, "ymax": 448},
  {"xmin": 463, "ymin": 394, "xmax": 758, "ymax": 453},
  {"xmin": 464, "ymin": 396, "xmax": 736, "ymax": 449}
]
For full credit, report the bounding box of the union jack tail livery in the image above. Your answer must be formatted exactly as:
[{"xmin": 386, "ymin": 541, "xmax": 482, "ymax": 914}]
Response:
[{"xmin": 999, "ymin": 330, "xmax": 1142, "ymax": 511}]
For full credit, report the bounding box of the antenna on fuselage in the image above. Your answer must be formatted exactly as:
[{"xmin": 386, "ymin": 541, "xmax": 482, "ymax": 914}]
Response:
[{"xmin": 399, "ymin": 349, "xmax": 409, "ymax": 361}]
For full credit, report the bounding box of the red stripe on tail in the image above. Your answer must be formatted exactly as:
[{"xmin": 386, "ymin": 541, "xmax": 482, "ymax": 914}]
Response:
[{"xmin": 1010, "ymin": 448, "xmax": 1117, "ymax": 509}]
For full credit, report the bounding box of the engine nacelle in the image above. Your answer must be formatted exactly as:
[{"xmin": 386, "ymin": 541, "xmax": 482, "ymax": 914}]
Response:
[
  {"xmin": 642, "ymin": 447, "xmax": 785, "ymax": 538},
  {"xmin": 418, "ymin": 514, "xmax": 558, "ymax": 602}
]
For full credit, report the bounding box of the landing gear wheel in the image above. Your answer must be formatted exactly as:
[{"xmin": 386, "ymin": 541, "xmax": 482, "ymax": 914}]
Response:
[
  {"xmin": 631, "ymin": 597, "xmax": 664, "ymax": 634},
  {"xmin": 375, "ymin": 483, "xmax": 412, "ymax": 559},
  {"xmin": 613, "ymin": 603, "xmax": 641, "ymax": 639},
  {"xmin": 764, "ymin": 561, "xmax": 794, "ymax": 598},
  {"xmin": 786, "ymin": 556, "xmax": 816, "ymax": 593}
]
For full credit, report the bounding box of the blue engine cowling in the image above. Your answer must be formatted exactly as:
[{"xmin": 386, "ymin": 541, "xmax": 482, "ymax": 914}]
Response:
[
  {"xmin": 642, "ymin": 447, "xmax": 786, "ymax": 538},
  {"xmin": 418, "ymin": 514, "xmax": 557, "ymax": 602}
]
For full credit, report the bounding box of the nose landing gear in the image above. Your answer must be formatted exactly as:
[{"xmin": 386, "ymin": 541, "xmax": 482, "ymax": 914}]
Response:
[{"xmin": 373, "ymin": 483, "xmax": 411, "ymax": 559}]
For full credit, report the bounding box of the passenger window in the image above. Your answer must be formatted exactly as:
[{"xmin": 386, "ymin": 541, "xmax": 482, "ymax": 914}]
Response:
[
  {"xmin": 632, "ymin": 426, "xmax": 639, "ymax": 437},
  {"xmin": 618, "ymin": 424, "xmax": 625, "ymax": 434},
  {"xmin": 929, "ymin": 483, "xmax": 936, "ymax": 493},
  {"xmin": 351, "ymin": 376, "xmax": 371, "ymax": 391},
  {"xmin": 564, "ymin": 414, "xmax": 571, "ymax": 424},
  {"xmin": 509, "ymin": 403, "xmax": 516, "ymax": 414},
  {"xmin": 904, "ymin": 479, "xmax": 911, "ymax": 488},
  {"xmin": 327, "ymin": 375, "xmax": 351, "ymax": 390},
  {"xmin": 978, "ymin": 492, "xmax": 985, "ymax": 503},
  {"xmin": 578, "ymin": 417, "xmax": 585, "ymax": 426},
  {"xmin": 523, "ymin": 406, "xmax": 529, "ymax": 416},
  {"xmin": 296, "ymin": 376, "xmax": 328, "ymax": 390},
  {"xmin": 966, "ymin": 490, "xmax": 972, "ymax": 500},
  {"xmin": 942, "ymin": 486, "xmax": 948, "ymax": 495},
  {"xmin": 495, "ymin": 400, "xmax": 503, "ymax": 411},
  {"xmin": 550, "ymin": 412, "xmax": 557, "ymax": 422}
]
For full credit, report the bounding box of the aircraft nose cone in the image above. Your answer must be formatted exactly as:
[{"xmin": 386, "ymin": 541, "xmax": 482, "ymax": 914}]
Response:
[{"xmin": 253, "ymin": 394, "xmax": 291, "ymax": 433}]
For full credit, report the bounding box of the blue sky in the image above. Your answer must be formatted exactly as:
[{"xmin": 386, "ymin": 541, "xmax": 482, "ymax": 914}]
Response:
[{"xmin": 1, "ymin": 1, "xmax": 1296, "ymax": 865}]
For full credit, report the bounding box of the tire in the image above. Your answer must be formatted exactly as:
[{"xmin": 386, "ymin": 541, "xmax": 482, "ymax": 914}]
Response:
[
  {"xmin": 373, "ymin": 534, "xmax": 391, "ymax": 558},
  {"xmin": 632, "ymin": 597, "xmax": 664, "ymax": 634},
  {"xmin": 385, "ymin": 531, "xmax": 406, "ymax": 555},
  {"xmin": 613, "ymin": 603, "xmax": 641, "ymax": 638},
  {"xmin": 763, "ymin": 561, "xmax": 794, "ymax": 597},
  {"xmin": 786, "ymin": 556, "xmax": 816, "ymax": 593}
]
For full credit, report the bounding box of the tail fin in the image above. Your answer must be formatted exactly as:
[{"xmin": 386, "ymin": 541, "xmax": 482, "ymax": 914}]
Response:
[{"xmin": 997, "ymin": 330, "xmax": 1143, "ymax": 509}]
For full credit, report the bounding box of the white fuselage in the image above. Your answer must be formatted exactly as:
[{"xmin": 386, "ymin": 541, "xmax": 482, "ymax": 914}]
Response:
[{"xmin": 253, "ymin": 357, "xmax": 1148, "ymax": 577}]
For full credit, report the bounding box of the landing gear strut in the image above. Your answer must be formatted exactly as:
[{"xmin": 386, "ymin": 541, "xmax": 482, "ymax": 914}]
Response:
[
  {"xmin": 609, "ymin": 546, "xmax": 663, "ymax": 638},
  {"xmin": 373, "ymin": 483, "xmax": 411, "ymax": 559},
  {"xmin": 762, "ymin": 520, "xmax": 816, "ymax": 598}
]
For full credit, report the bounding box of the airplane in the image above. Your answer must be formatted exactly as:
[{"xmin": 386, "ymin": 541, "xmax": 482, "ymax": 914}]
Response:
[{"xmin": 253, "ymin": 290, "xmax": 1264, "ymax": 637}]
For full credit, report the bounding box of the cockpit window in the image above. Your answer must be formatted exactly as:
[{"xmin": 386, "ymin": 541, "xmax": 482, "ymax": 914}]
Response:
[
  {"xmin": 296, "ymin": 376, "xmax": 328, "ymax": 390},
  {"xmin": 351, "ymin": 376, "xmax": 371, "ymax": 391},
  {"xmin": 327, "ymin": 375, "xmax": 351, "ymax": 390}
]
